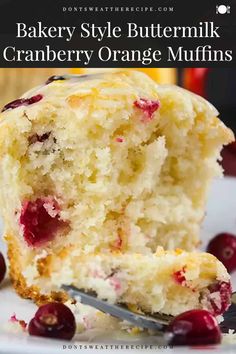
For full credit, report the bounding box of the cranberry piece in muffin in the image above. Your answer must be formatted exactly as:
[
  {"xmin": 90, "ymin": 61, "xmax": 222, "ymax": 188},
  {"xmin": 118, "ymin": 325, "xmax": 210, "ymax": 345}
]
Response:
[
  {"xmin": 134, "ymin": 98, "xmax": 160, "ymax": 122},
  {"xmin": 46, "ymin": 75, "xmax": 66, "ymax": 85},
  {"xmin": 2, "ymin": 94, "xmax": 43, "ymax": 112},
  {"xmin": 207, "ymin": 281, "xmax": 232, "ymax": 316},
  {"xmin": 19, "ymin": 197, "xmax": 67, "ymax": 247}
]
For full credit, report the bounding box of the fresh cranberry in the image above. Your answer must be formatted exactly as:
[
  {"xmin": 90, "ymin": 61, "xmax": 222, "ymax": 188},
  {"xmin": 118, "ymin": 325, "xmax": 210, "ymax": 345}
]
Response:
[
  {"xmin": 221, "ymin": 146, "xmax": 236, "ymax": 177},
  {"xmin": 228, "ymin": 141, "xmax": 236, "ymax": 154},
  {"xmin": 166, "ymin": 309, "xmax": 221, "ymax": 346},
  {"xmin": 28, "ymin": 303, "xmax": 76, "ymax": 340},
  {"xmin": 134, "ymin": 98, "xmax": 160, "ymax": 122},
  {"xmin": 19, "ymin": 197, "xmax": 66, "ymax": 247},
  {"xmin": 207, "ymin": 281, "xmax": 232, "ymax": 316},
  {"xmin": 0, "ymin": 252, "xmax": 6, "ymax": 284},
  {"xmin": 2, "ymin": 94, "xmax": 43, "ymax": 112},
  {"xmin": 207, "ymin": 233, "xmax": 236, "ymax": 273},
  {"xmin": 46, "ymin": 75, "xmax": 66, "ymax": 85}
]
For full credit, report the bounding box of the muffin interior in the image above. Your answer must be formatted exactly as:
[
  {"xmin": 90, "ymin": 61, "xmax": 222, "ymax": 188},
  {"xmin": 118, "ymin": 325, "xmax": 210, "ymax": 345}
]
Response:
[{"xmin": 0, "ymin": 71, "xmax": 233, "ymax": 314}]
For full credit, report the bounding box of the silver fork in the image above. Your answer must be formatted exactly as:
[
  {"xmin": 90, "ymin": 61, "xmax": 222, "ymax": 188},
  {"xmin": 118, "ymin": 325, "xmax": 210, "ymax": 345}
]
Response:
[
  {"xmin": 62, "ymin": 285, "xmax": 236, "ymax": 333},
  {"xmin": 62, "ymin": 284, "xmax": 173, "ymax": 331}
]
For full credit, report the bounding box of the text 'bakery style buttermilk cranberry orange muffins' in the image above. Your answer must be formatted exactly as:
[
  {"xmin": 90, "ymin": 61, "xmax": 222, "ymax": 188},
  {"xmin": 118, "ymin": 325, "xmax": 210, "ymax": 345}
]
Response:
[{"xmin": 0, "ymin": 71, "xmax": 234, "ymax": 316}]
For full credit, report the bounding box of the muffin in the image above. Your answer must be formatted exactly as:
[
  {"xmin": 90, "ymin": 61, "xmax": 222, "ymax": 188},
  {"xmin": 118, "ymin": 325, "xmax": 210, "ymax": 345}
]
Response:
[{"xmin": 0, "ymin": 71, "xmax": 233, "ymax": 315}]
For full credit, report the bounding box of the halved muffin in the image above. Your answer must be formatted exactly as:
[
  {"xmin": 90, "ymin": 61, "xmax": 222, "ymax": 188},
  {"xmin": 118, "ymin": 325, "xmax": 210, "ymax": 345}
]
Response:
[{"xmin": 0, "ymin": 71, "xmax": 233, "ymax": 316}]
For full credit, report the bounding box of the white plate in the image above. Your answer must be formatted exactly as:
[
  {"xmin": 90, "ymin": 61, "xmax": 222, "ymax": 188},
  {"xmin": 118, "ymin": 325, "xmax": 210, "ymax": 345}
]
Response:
[{"xmin": 0, "ymin": 176, "xmax": 236, "ymax": 353}]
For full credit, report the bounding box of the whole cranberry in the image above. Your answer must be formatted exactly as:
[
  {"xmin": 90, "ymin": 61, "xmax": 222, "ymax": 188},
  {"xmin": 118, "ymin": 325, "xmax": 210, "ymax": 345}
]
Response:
[
  {"xmin": 207, "ymin": 233, "xmax": 236, "ymax": 273},
  {"xmin": 0, "ymin": 252, "xmax": 6, "ymax": 284},
  {"xmin": 166, "ymin": 309, "xmax": 221, "ymax": 346},
  {"xmin": 228, "ymin": 141, "xmax": 236, "ymax": 154},
  {"xmin": 28, "ymin": 303, "xmax": 76, "ymax": 340}
]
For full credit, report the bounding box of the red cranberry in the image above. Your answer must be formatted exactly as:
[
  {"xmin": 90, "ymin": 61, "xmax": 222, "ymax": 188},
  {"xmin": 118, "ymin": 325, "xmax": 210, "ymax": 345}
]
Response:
[
  {"xmin": 228, "ymin": 141, "xmax": 236, "ymax": 154},
  {"xmin": 0, "ymin": 252, "xmax": 6, "ymax": 284},
  {"xmin": 134, "ymin": 98, "xmax": 160, "ymax": 122},
  {"xmin": 19, "ymin": 197, "xmax": 66, "ymax": 247},
  {"xmin": 28, "ymin": 303, "xmax": 76, "ymax": 340},
  {"xmin": 221, "ymin": 146, "xmax": 236, "ymax": 177},
  {"xmin": 46, "ymin": 75, "xmax": 66, "ymax": 85},
  {"xmin": 207, "ymin": 233, "xmax": 236, "ymax": 273},
  {"xmin": 2, "ymin": 94, "xmax": 43, "ymax": 112},
  {"xmin": 115, "ymin": 137, "xmax": 124, "ymax": 143},
  {"xmin": 207, "ymin": 281, "xmax": 232, "ymax": 316},
  {"xmin": 166, "ymin": 309, "xmax": 221, "ymax": 346}
]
